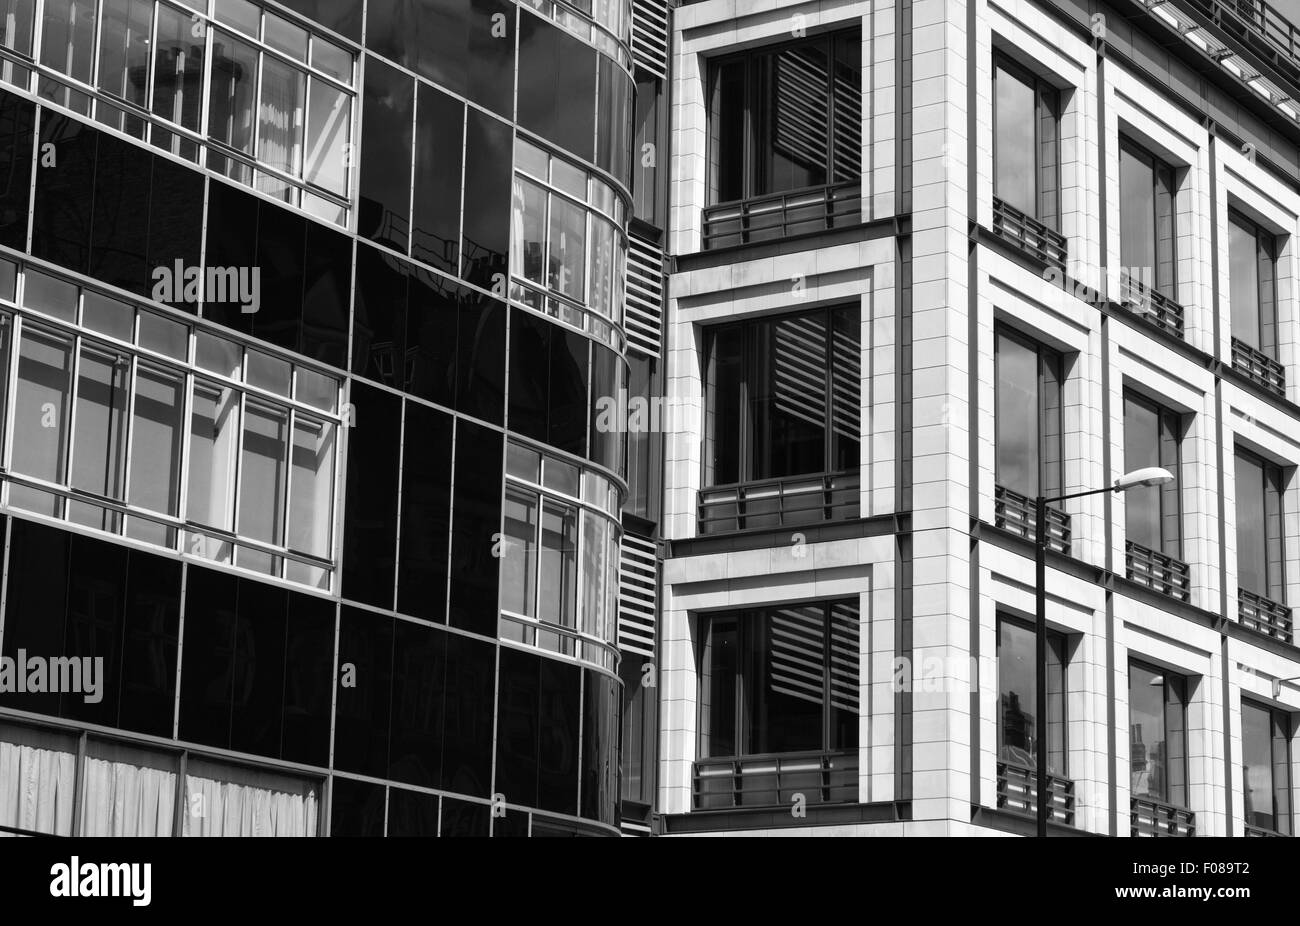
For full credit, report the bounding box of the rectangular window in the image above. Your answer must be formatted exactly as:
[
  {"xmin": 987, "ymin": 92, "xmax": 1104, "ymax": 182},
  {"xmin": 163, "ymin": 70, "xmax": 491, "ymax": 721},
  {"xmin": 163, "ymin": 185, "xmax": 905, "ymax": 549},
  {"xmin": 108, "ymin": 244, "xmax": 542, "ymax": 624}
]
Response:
[
  {"xmin": 993, "ymin": 56, "xmax": 1060, "ymax": 229},
  {"xmin": 1129, "ymin": 661, "xmax": 1188, "ymax": 808},
  {"xmin": 1235, "ymin": 449, "xmax": 1286, "ymax": 604},
  {"xmin": 703, "ymin": 304, "xmax": 861, "ymax": 486},
  {"xmin": 707, "ymin": 29, "xmax": 861, "ymax": 203},
  {"xmin": 994, "ymin": 327, "xmax": 1063, "ymax": 499},
  {"xmin": 1228, "ymin": 209, "xmax": 1279, "ymax": 358},
  {"xmin": 68, "ymin": 344, "xmax": 130, "ymax": 531},
  {"xmin": 1242, "ymin": 700, "xmax": 1291, "ymax": 835},
  {"xmin": 1123, "ymin": 390, "xmax": 1183, "ymax": 559},
  {"xmin": 997, "ymin": 615, "xmax": 1067, "ymax": 776},
  {"xmin": 10, "ymin": 323, "xmax": 73, "ymax": 516},
  {"xmin": 697, "ymin": 600, "xmax": 860, "ymax": 759},
  {"xmin": 1119, "ymin": 137, "xmax": 1178, "ymax": 300}
]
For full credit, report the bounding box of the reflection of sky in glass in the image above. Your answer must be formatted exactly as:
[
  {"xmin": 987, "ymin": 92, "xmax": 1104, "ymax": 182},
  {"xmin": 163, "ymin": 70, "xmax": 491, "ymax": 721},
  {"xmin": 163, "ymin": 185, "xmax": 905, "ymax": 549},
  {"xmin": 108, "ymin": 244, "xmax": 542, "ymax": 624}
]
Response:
[
  {"xmin": 995, "ymin": 333, "xmax": 1038, "ymax": 495},
  {"xmin": 1119, "ymin": 145, "xmax": 1155, "ymax": 274},
  {"xmin": 1129, "ymin": 664, "xmax": 1166, "ymax": 801},
  {"xmin": 1242, "ymin": 702, "xmax": 1275, "ymax": 830},
  {"xmin": 1229, "ymin": 217, "xmax": 1260, "ymax": 347},
  {"xmin": 1124, "ymin": 397, "xmax": 1161, "ymax": 550},
  {"xmin": 1235, "ymin": 453, "xmax": 1266, "ymax": 596},
  {"xmin": 995, "ymin": 66, "xmax": 1035, "ymax": 214}
]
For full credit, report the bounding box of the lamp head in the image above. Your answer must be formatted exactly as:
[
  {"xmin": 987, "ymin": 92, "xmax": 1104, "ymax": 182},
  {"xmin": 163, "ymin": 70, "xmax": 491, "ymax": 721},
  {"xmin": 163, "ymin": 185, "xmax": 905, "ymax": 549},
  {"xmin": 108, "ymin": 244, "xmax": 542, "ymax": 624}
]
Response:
[{"xmin": 1114, "ymin": 467, "xmax": 1174, "ymax": 491}]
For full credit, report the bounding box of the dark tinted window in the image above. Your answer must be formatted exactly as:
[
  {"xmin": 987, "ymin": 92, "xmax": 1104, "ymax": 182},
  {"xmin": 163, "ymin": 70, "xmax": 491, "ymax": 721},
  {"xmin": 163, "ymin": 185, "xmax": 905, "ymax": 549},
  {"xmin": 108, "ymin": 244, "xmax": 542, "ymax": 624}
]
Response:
[
  {"xmin": 341, "ymin": 381, "xmax": 402, "ymax": 608},
  {"xmin": 397, "ymin": 400, "xmax": 452, "ymax": 622},
  {"xmin": 412, "ymin": 83, "xmax": 463, "ymax": 273},
  {"xmin": 251, "ymin": 199, "xmax": 306, "ymax": 352},
  {"xmin": 329, "ymin": 777, "xmax": 386, "ymax": 836},
  {"xmin": 61, "ymin": 533, "xmax": 128, "ymax": 725},
  {"xmin": 995, "ymin": 328, "xmax": 1064, "ymax": 499},
  {"xmin": 387, "ymin": 786, "xmax": 440, "ymax": 836},
  {"xmin": 447, "ymin": 419, "xmax": 502, "ymax": 636},
  {"xmin": 0, "ymin": 519, "xmax": 69, "ymax": 716},
  {"xmin": 440, "ymin": 796, "xmax": 490, "ymax": 835},
  {"xmin": 278, "ymin": 0, "xmax": 362, "ymax": 41},
  {"xmin": 201, "ymin": 179, "xmax": 259, "ymax": 328},
  {"xmin": 32, "ymin": 112, "xmax": 96, "ymax": 273},
  {"xmin": 147, "ymin": 154, "xmax": 204, "ymax": 308},
  {"xmin": 997, "ymin": 616, "xmax": 1066, "ymax": 774},
  {"xmin": 596, "ymin": 55, "xmax": 632, "ymax": 189},
  {"xmin": 441, "ymin": 631, "xmax": 496, "ymax": 797},
  {"xmin": 461, "ymin": 108, "xmax": 511, "ymax": 288},
  {"xmin": 1229, "ymin": 210, "xmax": 1279, "ymax": 357},
  {"xmin": 334, "ymin": 606, "xmax": 394, "ymax": 777},
  {"xmin": 387, "ymin": 617, "xmax": 446, "ymax": 787},
  {"xmin": 993, "ymin": 57, "xmax": 1060, "ymax": 227},
  {"xmin": 301, "ymin": 219, "xmax": 351, "ymax": 367},
  {"xmin": 229, "ymin": 577, "xmax": 287, "ymax": 758},
  {"xmin": 352, "ymin": 243, "xmax": 408, "ymax": 385},
  {"xmin": 358, "ymin": 57, "xmax": 412, "ymax": 253},
  {"xmin": 453, "ymin": 289, "xmax": 506, "ymax": 425},
  {"xmin": 281, "ymin": 590, "xmax": 334, "ymax": 766},
  {"xmin": 405, "ymin": 266, "xmax": 459, "ymax": 406},
  {"xmin": 0, "ymin": 90, "xmax": 34, "ymax": 251},
  {"xmin": 518, "ymin": 13, "xmax": 596, "ymax": 162},
  {"xmin": 495, "ymin": 646, "xmax": 540, "ymax": 808},
  {"xmin": 177, "ymin": 565, "xmax": 239, "ymax": 748},
  {"xmin": 508, "ymin": 313, "xmax": 590, "ymax": 458},
  {"xmin": 1235, "ymin": 450, "xmax": 1286, "ymax": 603},
  {"xmin": 1123, "ymin": 391, "xmax": 1182, "ymax": 557},
  {"xmin": 1242, "ymin": 701, "xmax": 1291, "ymax": 835},
  {"xmin": 119, "ymin": 550, "xmax": 181, "ymax": 736},
  {"xmin": 589, "ymin": 344, "xmax": 623, "ymax": 475},
  {"xmin": 89, "ymin": 132, "xmax": 150, "ymax": 293},
  {"xmin": 1129, "ymin": 662, "xmax": 1188, "ymax": 807},
  {"xmin": 537, "ymin": 657, "xmax": 580, "ymax": 815}
]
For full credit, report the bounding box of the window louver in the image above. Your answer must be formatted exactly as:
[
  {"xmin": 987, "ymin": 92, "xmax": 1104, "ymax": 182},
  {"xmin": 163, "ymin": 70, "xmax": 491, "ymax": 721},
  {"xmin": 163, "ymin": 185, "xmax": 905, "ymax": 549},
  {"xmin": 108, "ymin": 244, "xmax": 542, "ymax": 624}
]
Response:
[
  {"xmin": 618, "ymin": 532, "xmax": 658, "ymax": 658},
  {"xmin": 625, "ymin": 235, "xmax": 664, "ymax": 358},
  {"xmin": 631, "ymin": 0, "xmax": 669, "ymax": 79}
]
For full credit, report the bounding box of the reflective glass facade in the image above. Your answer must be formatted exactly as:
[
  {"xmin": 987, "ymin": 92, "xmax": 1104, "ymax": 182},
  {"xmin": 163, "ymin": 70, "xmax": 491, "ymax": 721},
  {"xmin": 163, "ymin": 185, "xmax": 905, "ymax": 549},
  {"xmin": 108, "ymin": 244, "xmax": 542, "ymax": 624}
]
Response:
[{"xmin": 0, "ymin": 0, "xmax": 635, "ymax": 837}]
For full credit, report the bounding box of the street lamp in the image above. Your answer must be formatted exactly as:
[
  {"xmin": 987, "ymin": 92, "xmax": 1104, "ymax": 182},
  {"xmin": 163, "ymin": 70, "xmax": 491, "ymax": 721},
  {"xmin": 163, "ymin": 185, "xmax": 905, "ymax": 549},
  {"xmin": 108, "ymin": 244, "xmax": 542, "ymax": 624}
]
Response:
[{"xmin": 1033, "ymin": 466, "xmax": 1173, "ymax": 836}]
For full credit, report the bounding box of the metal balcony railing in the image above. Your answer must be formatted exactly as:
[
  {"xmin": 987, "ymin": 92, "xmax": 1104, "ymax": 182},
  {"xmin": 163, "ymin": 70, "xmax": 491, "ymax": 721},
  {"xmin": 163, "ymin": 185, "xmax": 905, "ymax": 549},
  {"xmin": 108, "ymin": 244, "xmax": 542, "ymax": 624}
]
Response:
[
  {"xmin": 698, "ymin": 471, "xmax": 859, "ymax": 535},
  {"xmin": 991, "ymin": 197, "xmax": 1067, "ymax": 271},
  {"xmin": 1131, "ymin": 796, "xmax": 1196, "ymax": 836},
  {"xmin": 1231, "ymin": 337, "xmax": 1286, "ymax": 397},
  {"xmin": 1119, "ymin": 271, "xmax": 1185, "ymax": 337},
  {"xmin": 1125, "ymin": 541, "xmax": 1191, "ymax": 602},
  {"xmin": 993, "ymin": 484, "xmax": 1072, "ymax": 555},
  {"xmin": 1187, "ymin": 0, "xmax": 1300, "ymax": 84},
  {"xmin": 1239, "ymin": 588, "xmax": 1293, "ymax": 643},
  {"xmin": 996, "ymin": 760, "xmax": 1076, "ymax": 826},
  {"xmin": 693, "ymin": 751, "xmax": 858, "ymax": 810},
  {"xmin": 1244, "ymin": 823, "xmax": 1287, "ymax": 836},
  {"xmin": 701, "ymin": 181, "xmax": 861, "ymax": 250}
]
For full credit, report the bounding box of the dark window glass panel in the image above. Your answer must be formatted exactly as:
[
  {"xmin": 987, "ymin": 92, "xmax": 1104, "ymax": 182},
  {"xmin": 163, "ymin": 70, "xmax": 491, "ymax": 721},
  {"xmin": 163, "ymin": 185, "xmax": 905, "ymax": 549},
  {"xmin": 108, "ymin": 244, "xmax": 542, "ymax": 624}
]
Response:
[
  {"xmin": 147, "ymin": 154, "xmax": 204, "ymax": 309},
  {"xmin": 177, "ymin": 566, "xmax": 239, "ymax": 749},
  {"xmin": 1120, "ymin": 142, "xmax": 1156, "ymax": 290},
  {"xmin": 828, "ymin": 600, "xmax": 860, "ymax": 751},
  {"xmin": 759, "ymin": 43, "xmax": 829, "ymax": 194},
  {"xmin": 118, "ymin": 550, "xmax": 181, "ymax": 737},
  {"xmin": 1243, "ymin": 701, "xmax": 1277, "ymax": 831},
  {"xmin": 997, "ymin": 617, "xmax": 1066, "ymax": 774},
  {"xmin": 0, "ymin": 520, "xmax": 68, "ymax": 716},
  {"xmin": 397, "ymin": 400, "xmax": 452, "ymax": 622},
  {"xmin": 1236, "ymin": 452, "xmax": 1267, "ymax": 597},
  {"xmin": 493, "ymin": 807, "xmax": 529, "ymax": 836},
  {"xmin": 1129, "ymin": 663, "xmax": 1188, "ymax": 807},
  {"xmin": 334, "ymin": 607, "xmax": 394, "ymax": 778},
  {"xmin": 387, "ymin": 786, "xmax": 440, "ymax": 836},
  {"xmin": 995, "ymin": 330, "xmax": 1039, "ymax": 496},
  {"xmin": 618, "ymin": 655, "xmax": 655, "ymax": 806},
  {"xmin": 32, "ymin": 113, "xmax": 96, "ymax": 273},
  {"xmin": 454, "ymin": 289, "xmax": 506, "ymax": 425},
  {"xmin": 596, "ymin": 56, "xmax": 632, "ymax": 189},
  {"xmin": 549, "ymin": 327, "xmax": 590, "ymax": 457},
  {"xmin": 229, "ymin": 578, "xmax": 287, "ymax": 759},
  {"xmin": 633, "ymin": 76, "xmax": 661, "ymax": 224},
  {"xmin": 447, "ymin": 419, "xmax": 502, "ymax": 635},
  {"xmin": 745, "ymin": 605, "xmax": 825, "ymax": 754},
  {"xmin": 496, "ymin": 647, "xmax": 540, "ymax": 809},
  {"xmin": 830, "ymin": 306, "xmax": 861, "ymax": 473},
  {"xmin": 88, "ymin": 133, "xmax": 150, "ymax": 294},
  {"xmin": 517, "ymin": 13, "xmax": 596, "ymax": 162},
  {"xmin": 698, "ymin": 615, "xmax": 737, "ymax": 758},
  {"xmin": 252, "ymin": 201, "xmax": 306, "ymax": 352},
  {"xmin": 328, "ymin": 777, "xmax": 385, "ymax": 836},
  {"xmin": 388, "ymin": 618, "xmax": 446, "ymax": 788},
  {"xmin": 404, "ymin": 267, "xmax": 458, "ymax": 405},
  {"xmin": 0, "ymin": 91, "xmax": 34, "ymax": 251},
  {"xmin": 751, "ymin": 314, "xmax": 827, "ymax": 479},
  {"xmin": 704, "ymin": 324, "xmax": 742, "ymax": 485},
  {"xmin": 439, "ymin": 796, "xmax": 490, "ymax": 836},
  {"xmin": 589, "ymin": 345, "xmax": 622, "ymax": 474},
  {"xmin": 830, "ymin": 32, "xmax": 862, "ymax": 186},
  {"xmin": 281, "ymin": 591, "xmax": 334, "ymax": 766},
  {"xmin": 508, "ymin": 310, "xmax": 551, "ymax": 444},
  {"xmin": 352, "ymin": 243, "xmax": 407, "ymax": 385},
  {"xmin": 537, "ymin": 657, "xmax": 580, "ymax": 815},
  {"xmin": 300, "ymin": 219, "xmax": 351, "ymax": 367},
  {"xmin": 201, "ymin": 179, "xmax": 259, "ymax": 330},
  {"xmin": 710, "ymin": 58, "xmax": 746, "ymax": 203},
  {"xmin": 994, "ymin": 62, "xmax": 1035, "ymax": 216},
  {"xmin": 358, "ymin": 58, "xmax": 412, "ymax": 253},
  {"xmin": 441, "ymin": 632, "xmax": 495, "ymax": 798},
  {"xmin": 1124, "ymin": 392, "xmax": 1181, "ymax": 557},
  {"xmin": 624, "ymin": 354, "xmax": 661, "ymax": 521},
  {"xmin": 341, "ymin": 382, "xmax": 402, "ymax": 608},
  {"xmin": 60, "ymin": 531, "xmax": 127, "ymax": 726},
  {"xmin": 1229, "ymin": 213, "xmax": 1260, "ymax": 349},
  {"xmin": 581, "ymin": 670, "xmax": 618, "ymax": 823},
  {"xmin": 412, "ymin": 84, "xmax": 463, "ymax": 273},
  {"xmin": 461, "ymin": 108, "xmax": 511, "ymax": 288}
]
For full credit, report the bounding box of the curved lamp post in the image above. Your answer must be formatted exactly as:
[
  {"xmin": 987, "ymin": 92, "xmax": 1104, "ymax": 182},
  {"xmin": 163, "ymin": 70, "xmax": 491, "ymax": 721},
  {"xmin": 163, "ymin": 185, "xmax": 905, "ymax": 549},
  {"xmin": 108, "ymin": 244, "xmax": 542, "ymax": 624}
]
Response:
[{"xmin": 1033, "ymin": 466, "xmax": 1173, "ymax": 836}]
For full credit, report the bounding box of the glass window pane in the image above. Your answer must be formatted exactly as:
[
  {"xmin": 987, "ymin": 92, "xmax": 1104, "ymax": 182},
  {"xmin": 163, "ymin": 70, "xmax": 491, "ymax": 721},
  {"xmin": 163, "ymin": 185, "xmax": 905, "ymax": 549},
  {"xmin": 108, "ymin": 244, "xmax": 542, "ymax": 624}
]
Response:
[
  {"xmin": 1229, "ymin": 214, "xmax": 1261, "ymax": 349},
  {"xmin": 1243, "ymin": 701, "xmax": 1275, "ymax": 831},
  {"xmin": 137, "ymin": 311, "xmax": 188, "ymax": 360},
  {"xmin": 11, "ymin": 325, "xmax": 73, "ymax": 515},
  {"xmin": 542, "ymin": 457, "xmax": 579, "ymax": 496},
  {"xmin": 304, "ymin": 77, "xmax": 350, "ymax": 197},
  {"xmin": 1120, "ymin": 142, "xmax": 1156, "ymax": 286},
  {"xmin": 547, "ymin": 195, "xmax": 586, "ymax": 301},
  {"xmin": 828, "ymin": 600, "xmax": 860, "ymax": 750},
  {"xmin": 152, "ymin": 3, "xmax": 204, "ymax": 132},
  {"xmin": 237, "ymin": 401, "xmax": 288, "ymax": 572},
  {"xmin": 39, "ymin": 0, "xmax": 94, "ymax": 83},
  {"xmin": 68, "ymin": 347, "xmax": 130, "ymax": 530},
  {"xmin": 537, "ymin": 499, "xmax": 577, "ymax": 629},
  {"xmin": 286, "ymin": 415, "xmax": 334, "ymax": 584},
  {"xmin": 1129, "ymin": 664, "xmax": 1183, "ymax": 805},
  {"xmin": 1273, "ymin": 711, "xmax": 1292, "ymax": 835},
  {"xmin": 502, "ymin": 485, "xmax": 538, "ymax": 617},
  {"xmin": 506, "ymin": 442, "xmax": 540, "ymax": 482},
  {"xmin": 511, "ymin": 177, "xmax": 547, "ymax": 287},
  {"xmin": 195, "ymin": 331, "xmax": 241, "ymax": 377},
  {"xmin": 588, "ymin": 216, "xmax": 615, "ymax": 320},
  {"xmin": 264, "ymin": 12, "xmax": 308, "ymax": 61},
  {"xmin": 704, "ymin": 325, "xmax": 742, "ymax": 486},
  {"xmin": 98, "ymin": 0, "xmax": 153, "ymax": 109},
  {"xmin": 998, "ymin": 620, "xmax": 1035, "ymax": 765},
  {"xmin": 0, "ymin": 0, "xmax": 35, "ymax": 60},
  {"xmin": 257, "ymin": 57, "xmax": 306, "ymax": 195},
  {"xmin": 699, "ymin": 617, "xmax": 738, "ymax": 758},
  {"xmin": 126, "ymin": 365, "xmax": 183, "ymax": 545},
  {"xmin": 23, "ymin": 269, "xmax": 77, "ymax": 321},
  {"xmin": 994, "ymin": 64, "xmax": 1036, "ymax": 215},
  {"xmin": 745, "ymin": 606, "xmax": 825, "ymax": 754},
  {"xmin": 208, "ymin": 31, "xmax": 259, "ymax": 163},
  {"xmin": 213, "ymin": 0, "xmax": 259, "ymax": 37},
  {"xmin": 760, "ymin": 44, "xmax": 829, "ymax": 194},
  {"xmin": 185, "ymin": 380, "xmax": 240, "ymax": 551},
  {"xmin": 750, "ymin": 313, "xmax": 827, "ymax": 480},
  {"xmin": 996, "ymin": 331, "xmax": 1039, "ymax": 496},
  {"xmin": 310, "ymin": 37, "xmax": 351, "ymax": 83},
  {"xmin": 245, "ymin": 349, "xmax": 291, "ymax": 395},
  {"xmin": 1236, "ymin": 452, "xmax": 1266, "ymax": 596},
  {"xmin": 81, "ymin": 291, "xmax": 133, "ymax": 341},
  {"xmin": 1264, "ymin": 462, "xmax": 1285, "ymax": 603},
  {"xmin": 579, "ymin": 510, "xmax": 606, "ymax": 637},
  {"xmin": 1124, "ymin": 394, "xmax": 1162, "ymax": 551},
  {"xmin": 294, "ymin": 366, "xmax": 337, "ymax": 412}
]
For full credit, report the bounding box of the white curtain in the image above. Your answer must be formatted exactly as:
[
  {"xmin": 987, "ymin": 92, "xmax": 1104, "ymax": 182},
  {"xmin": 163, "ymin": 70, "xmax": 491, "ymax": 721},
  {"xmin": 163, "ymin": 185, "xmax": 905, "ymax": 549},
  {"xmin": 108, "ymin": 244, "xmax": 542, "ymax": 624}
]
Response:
[
  {"xmin": 182, "ymin": 773, "xmax": 318, "ymax": 836},
  {"xmin": 0, "ymin": 739, "xmax": 77, "ymax": 836},
  {"xmin": 78, "ymin": 757, "xmax": 176, "ymax": 837}
]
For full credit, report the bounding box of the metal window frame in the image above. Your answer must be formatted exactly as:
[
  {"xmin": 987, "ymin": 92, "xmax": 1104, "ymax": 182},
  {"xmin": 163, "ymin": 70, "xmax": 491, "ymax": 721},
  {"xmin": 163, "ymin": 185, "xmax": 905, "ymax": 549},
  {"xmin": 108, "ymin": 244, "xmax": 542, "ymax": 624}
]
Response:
[
  {"xmin": 1128, "ymin": 658, "xmax": 1191, "ymax": 810},
  {"xmin": 995, "ymin": 611, "xmax": 1069, "ymax": 776},
  {"xmin": 991, "ymin": 51, "xmax": 1063, "ymax": 230},
  {"xmin": 993, "ymin": 323, "xmax": 1066, "ymax": 501}
]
